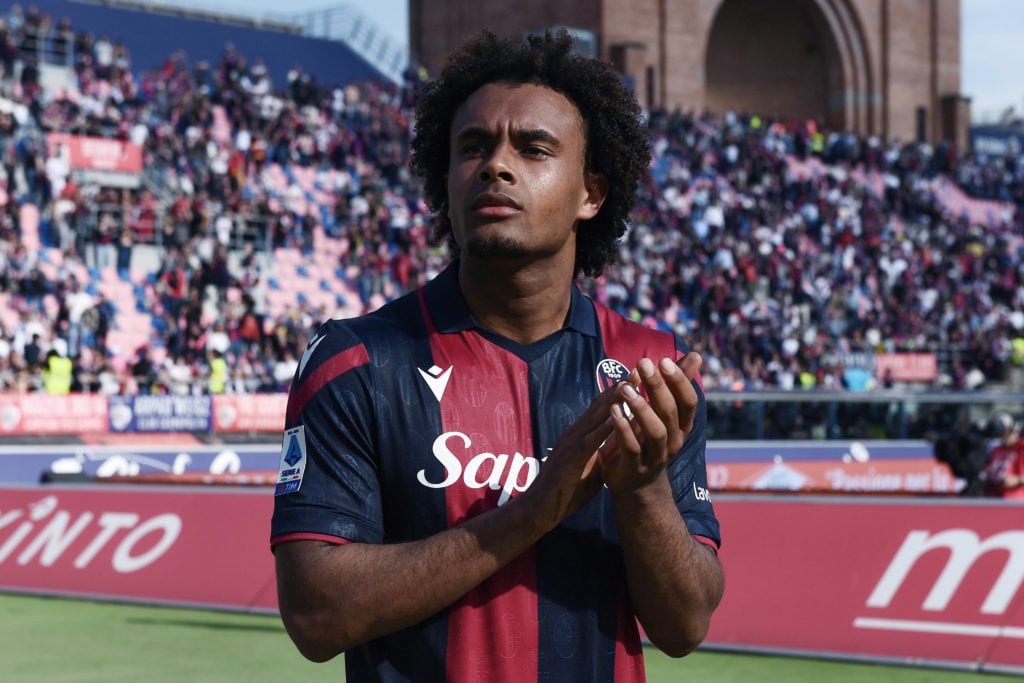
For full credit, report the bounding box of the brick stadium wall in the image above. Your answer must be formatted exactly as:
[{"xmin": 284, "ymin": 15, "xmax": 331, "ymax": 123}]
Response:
[{"xmin": 411, "ymin": 0, "xmax": 966, "ymax": 145}]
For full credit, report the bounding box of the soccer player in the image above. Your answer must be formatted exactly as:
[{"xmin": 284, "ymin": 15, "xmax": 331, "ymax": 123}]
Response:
[{"xmin": 271, "ymin": 29, "xmax": 724, "ymax": 682}]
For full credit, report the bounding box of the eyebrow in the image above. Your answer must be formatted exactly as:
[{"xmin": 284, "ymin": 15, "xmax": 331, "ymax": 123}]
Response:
[{"xmin": 454, "ymin": 126, "xmax": 562, "ymax": 148}]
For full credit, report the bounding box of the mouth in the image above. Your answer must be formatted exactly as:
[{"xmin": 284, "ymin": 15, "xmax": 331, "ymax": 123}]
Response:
[{"xmin": 470, "ymin": 192, "xmax": 521, "ymax": 216}]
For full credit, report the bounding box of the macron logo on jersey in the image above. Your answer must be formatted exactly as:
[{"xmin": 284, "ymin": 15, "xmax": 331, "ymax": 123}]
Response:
[
  {"xmin": 298, "ymin": 334, "xmax": 326, "ymax": 379},
  {"xmin": 418, "ymin": 364, "xmax": 453, "ymax": 402}
]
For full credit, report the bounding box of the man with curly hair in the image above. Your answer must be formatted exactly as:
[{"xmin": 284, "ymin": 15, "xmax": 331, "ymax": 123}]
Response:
[{"xmin": 271, "ymin": 29, "xmax": 723, "ymax": 682}]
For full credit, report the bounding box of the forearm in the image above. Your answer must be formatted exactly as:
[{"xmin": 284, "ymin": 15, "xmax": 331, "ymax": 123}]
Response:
[
  {"xmin": 276, "ymin": 495, "xmax": 545, "ymax": 661},
  {"xmin": 613, "ymin": 474, "xmax": 723, "ymax": 657}
]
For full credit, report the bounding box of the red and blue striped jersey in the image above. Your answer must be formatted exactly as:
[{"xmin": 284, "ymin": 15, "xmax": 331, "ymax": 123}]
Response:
[{"xmin": 271, "ymin": 262, "xmax": 721, "ymax": 682}]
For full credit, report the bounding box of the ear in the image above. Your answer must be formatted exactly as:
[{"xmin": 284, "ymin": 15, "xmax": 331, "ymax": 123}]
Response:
[{"xmin": 577, "ymin": 171, "xmax": 608, "ymax": 221}]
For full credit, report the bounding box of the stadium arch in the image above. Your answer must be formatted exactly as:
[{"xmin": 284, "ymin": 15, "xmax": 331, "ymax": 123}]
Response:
[{"xmin": 703, "ymin": 0, "xmax": 873, "ymax": 134}]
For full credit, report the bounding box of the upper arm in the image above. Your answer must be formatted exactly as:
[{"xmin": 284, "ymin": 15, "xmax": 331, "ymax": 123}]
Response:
[
  {"xmin": 273, "ymin": 539, "xmax": 358, "ymax": 662},
  {"xmin": 271, "ymin": 325, "xmax": 385, "ymax": 546}
]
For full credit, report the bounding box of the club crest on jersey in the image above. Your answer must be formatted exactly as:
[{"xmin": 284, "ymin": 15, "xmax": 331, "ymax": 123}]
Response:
[{"xmin": 595, "ymin": 358, "xmax": 630, "ymax": 391}]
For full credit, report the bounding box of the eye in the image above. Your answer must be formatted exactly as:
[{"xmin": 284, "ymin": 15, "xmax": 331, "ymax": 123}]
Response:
[
  {"xmin": 521, "ymin": 145, "xmax": 551, "ymax": 158},
  {"xmin": 459, "ymin": 142, "xmax": 487, "ymax": 156}
]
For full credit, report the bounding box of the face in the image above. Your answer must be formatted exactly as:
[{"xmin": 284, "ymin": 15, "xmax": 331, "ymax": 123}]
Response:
[{"xmin": 445, "ymin": 82, "xmax": 606, "ymax": 264}]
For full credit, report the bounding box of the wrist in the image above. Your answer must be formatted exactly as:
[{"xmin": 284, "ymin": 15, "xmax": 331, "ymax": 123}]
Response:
[{"xmin": 611, "ymin": 473, "xmax": 673, "ymax": 511}]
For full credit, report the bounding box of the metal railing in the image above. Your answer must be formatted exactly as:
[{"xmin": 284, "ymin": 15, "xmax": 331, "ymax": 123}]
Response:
[
  {"xmin": 705, "ymin": 389, "xmax": 1024, "ymax": 441},
  {"xmin": 281, "ymin": 4, "xmax": 411, "ymax": 84}
]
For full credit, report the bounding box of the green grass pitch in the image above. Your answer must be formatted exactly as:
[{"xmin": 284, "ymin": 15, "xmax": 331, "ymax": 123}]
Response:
[{"xmin": 0, "ymin": 593, "xmax": 1017, "ymax": 682}]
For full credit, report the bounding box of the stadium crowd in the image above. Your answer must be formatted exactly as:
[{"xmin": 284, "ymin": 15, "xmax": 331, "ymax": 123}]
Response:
[{"xmin": 0, "ymin": 7, "xmax": 1022, "ymax": 401}]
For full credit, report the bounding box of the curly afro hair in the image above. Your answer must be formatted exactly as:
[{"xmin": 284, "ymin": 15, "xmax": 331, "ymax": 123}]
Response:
[{"xmin": 409, "ymin": 29, "xmax": 651, "ymax": 278}]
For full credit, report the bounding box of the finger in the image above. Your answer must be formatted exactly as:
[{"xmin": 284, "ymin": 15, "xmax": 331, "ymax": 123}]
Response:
[
  {"xmin": 615, "ymin": 378, "xmax": 667, "ymax": 467},
  {"xmin": 662, "ymin": 353, "xmax": 701, "ymax": 435},
  {"xmin": 636, "ymin": 357, "xmax": 680, "ymax": 447},
  {"xmin": 599, "ymin": 401, "xmax": 637, "ymax": 469}
]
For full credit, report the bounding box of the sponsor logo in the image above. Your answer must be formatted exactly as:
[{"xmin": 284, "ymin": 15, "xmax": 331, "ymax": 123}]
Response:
[
  {"xmin": 418, "ymin": 364, "xmax": 453, "ymax": 402},
  {"xmin": 47, "ymin": 448, "xmax": 244, "ymax": 479},
  {"xmin": 854, "ymin": 528, "xmax": 1024, "ymax": 639},
  {"xmin": 276, "ymin": 426, "xmax": 307, "ymax": 495},
  {"xmin": 595, "ymin": 359, "xmax": 630, "ymax": 391},
  {"xmin": 0, "ymin": 495, "xmax": 181, "ymax": 572},
  {"xmin": 417, "ymin": 431, "xmax": 545, "ymax": 507},
  {"xmin": 693, "ymin": 482, "xmax": 711, "ymax": 501}
]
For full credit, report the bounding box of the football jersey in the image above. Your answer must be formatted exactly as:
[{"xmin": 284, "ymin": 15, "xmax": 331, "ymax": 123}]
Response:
[
  {"xmin": 985, "ymin": 442, "xmax": 1024, "ymax": 499},
  {"xmin": 271, "ymin": 261, "xmax": 721, "ymax": 682}
]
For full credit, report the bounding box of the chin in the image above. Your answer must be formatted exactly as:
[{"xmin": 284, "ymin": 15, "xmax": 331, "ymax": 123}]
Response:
[{"xmin": 463, "ymin": 236, "xmax": 530, "ymax": 260}]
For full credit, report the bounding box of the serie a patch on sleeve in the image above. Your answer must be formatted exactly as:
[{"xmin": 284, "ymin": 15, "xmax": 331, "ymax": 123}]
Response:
[{"xmin": 275, "ymin": 425, "xmax": 308, "ymax": 496}]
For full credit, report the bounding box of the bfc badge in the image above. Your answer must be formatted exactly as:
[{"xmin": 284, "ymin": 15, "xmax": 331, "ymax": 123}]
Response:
[{"xmin": 595, "ymin": 358, "xmax": 631, "ymax": 391}]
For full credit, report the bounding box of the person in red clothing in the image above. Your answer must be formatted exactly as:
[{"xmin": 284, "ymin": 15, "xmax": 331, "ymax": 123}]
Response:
[{"xmin": 984, "ymin": 413, "xmax": 1024, "ymax": 500}]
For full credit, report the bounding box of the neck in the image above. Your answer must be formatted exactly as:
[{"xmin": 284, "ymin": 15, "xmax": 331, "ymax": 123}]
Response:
[{"xmin": 458, "ymin": 256, "xmax": 575, "ymax": 345}]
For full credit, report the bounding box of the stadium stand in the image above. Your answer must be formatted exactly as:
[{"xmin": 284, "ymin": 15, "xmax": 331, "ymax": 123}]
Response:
[{"xmin": 0, "ymin": 3, "xmax": 1021, "ymax": 409}]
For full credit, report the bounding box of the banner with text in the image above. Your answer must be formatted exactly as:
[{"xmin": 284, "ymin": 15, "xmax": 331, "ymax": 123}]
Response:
[
  {"xmin": 45, "ymin": 132, "xmax": 144, "ymax": 188},
  {"xmin": 0, "ymin": 394, "xmax": 108, "ymax": 435},
  {"xmin": 212, "ymin": 394, "xmax": 287, "ymax": 433},
  {"xmin": 109, "ymin": 395, "xmax": 212, "ymax": 433},
  {"xmin": 0, "ymin": 486, "xmax": 277, "ymax": 611},
  {"xmin": 0, "ymin": 444, "xmax": 281, "ymax": 485},
  {"xmin": 708, "ymin": 496, "xmax": 1024, "ymax": 674}
]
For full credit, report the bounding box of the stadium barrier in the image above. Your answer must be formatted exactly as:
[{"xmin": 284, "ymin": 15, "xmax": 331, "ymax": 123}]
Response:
[{"xmin": 0, "ymin": 486, "xmax": 1021, "ymax": 674}]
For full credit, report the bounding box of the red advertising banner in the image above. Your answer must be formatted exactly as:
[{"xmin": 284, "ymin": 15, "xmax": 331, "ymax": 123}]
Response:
[
  {"xmin": 708, "ymin": 496, "xmax": 1024, "ymax": 673},
  {"xmin": 45, "ymin": 132, "xmax": 143, "ymax": 173},
  {"xmin": 875, "ymin": 352, "xmax": 939, "ymax": 382},
  {"xmin": 0, "ymin": 394, "xmax": 108, "ymax": 435},
  {"xmin": 707, "ymin": 459, "xmax": 960, "ymax": 494},
  {"xmin": 0, "ymin": 486, "xmax": 276, "ymax": 611},
  {"xmin": 212, "ymin": 394, "xmax": 288, "ymax": 433}
]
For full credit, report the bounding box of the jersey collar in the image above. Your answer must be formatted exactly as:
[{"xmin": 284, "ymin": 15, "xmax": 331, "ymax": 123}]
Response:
[{"xmin": 425, "ymin": 260, "xmax": 597, "ymax": 337}]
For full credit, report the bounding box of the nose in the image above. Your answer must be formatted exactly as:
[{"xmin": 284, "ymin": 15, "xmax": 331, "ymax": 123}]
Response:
[{"xmin": 478, "ymin": 143, "xmax": 515, "ymax": 184}]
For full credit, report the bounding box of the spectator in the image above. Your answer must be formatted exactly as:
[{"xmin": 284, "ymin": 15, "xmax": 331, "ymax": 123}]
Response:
[{"xmin": 983, "ymin": 413, "xmax": 1024, "ymax": 499}]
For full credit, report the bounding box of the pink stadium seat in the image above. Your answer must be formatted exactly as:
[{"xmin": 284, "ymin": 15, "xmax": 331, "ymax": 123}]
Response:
[
  {"xmin": 291, "ymin": 165, "xmax": 316, "ymax": 192},
  {"xmin": 275, "ymin": 248, "xmax": 302, "ymax": 265},
  {"xmin": 149, "ymin": 345, "xmax": 167, "ymax": 365},
  {"xmin": 38, "ymin": 261, "xmax": 59, "ymax": 282},
  {"xmin": 211, "ymin": 105, "xmax": 234, "ymax": 147},
  {"xmin": 18, "ymin": 204, "xmax": 40, "ymax": 251},
  {"xmin": 44, "ymin": 248, "xmax": 64, "ymax": 267}
]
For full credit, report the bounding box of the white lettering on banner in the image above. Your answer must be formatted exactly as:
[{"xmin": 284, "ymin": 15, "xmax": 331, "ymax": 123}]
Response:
[
  {"xmin": 0, "ymin": 496, "xmax": 182, "ymax": 573},
  {"xmin": 865, "ymin": 529, "xmax": 1024, "ymax": 615},
  {"xmin": 417, "ymin": 431, "xmax": 543, "ymax": 507},
  {"xmin": 209, "ymin": 450, "xmax": 241, "ymax": 475},
  {"xmin": 112, "ymin": 515, "xmax": 181, "ymax": 573}
]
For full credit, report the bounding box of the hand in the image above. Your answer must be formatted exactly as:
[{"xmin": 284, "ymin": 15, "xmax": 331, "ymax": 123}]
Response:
[
  {"xmin": 515, "ymin": 383, "xmax": 619, "ymax": 533},
  {"xmin": 597, "ymin": 353, "xmax": 702, "ymax": 494}
]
